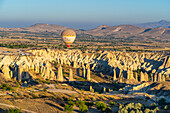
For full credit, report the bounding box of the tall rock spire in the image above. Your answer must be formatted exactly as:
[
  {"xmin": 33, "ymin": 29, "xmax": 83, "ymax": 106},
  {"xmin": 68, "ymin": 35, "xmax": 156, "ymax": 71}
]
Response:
[
  {"xmin": 57, "ymin": 65, "xmax": 63, "ymax": 82},
  {"xmin": 69, "ymin": 68, "xmax": 74, "ymax": 82}
]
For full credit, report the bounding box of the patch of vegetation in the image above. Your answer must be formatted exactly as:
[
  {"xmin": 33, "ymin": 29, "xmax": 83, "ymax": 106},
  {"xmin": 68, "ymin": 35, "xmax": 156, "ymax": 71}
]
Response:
[
  {"xmin": 30, "ymin": 93, "xmax": 39, "ymax": 99},
  {"xmin": 68, "ymin": 101, "xmax": 75, "ymax": 106},
  {"xmin": 36, "ymin": 78, "xmax": 51, "ymax": 84},
  {"xmin": 96, "ymin": 101, "xmax": 112, "ymax": 113},
  {"xmin": 75, "ymin": 77, "xmax": 86, "ymax": 81},
  {"xmin": 7, "ymin": 108, "xmax": 20, "ymax": 113},
  {"xmin": 76, "ymin": 100, "xmax": 88, "ymax": 112},
  {"xmin": 0, "ymin": 43, "xmax": 34, "ymax": 48},
  {"xmin": 109, "ymin": 101, "xmax": 115, "ymax": 106},
  {"xmin": 148, "ymin": 73, "xmax": 152, "ymax": 81},
  {"xmin": 76, "ymin": 100, "xmax": 85, "ymax": 107},
  {"xmin": 64, "ymin": 105, "xmax": 73, "ymax": 113},
  {"xmin": 15, "ymin": 81, "xmax": 20, "ymax": 88},
  {"xmin": 85, "ymin": 102, "xmax": 94, "ymax": 108},
  {"xmin": 79, "ymin": 104, "xmax": 88, "ymax": 112},
  {"xmin": 0, "ymin": 83, "xmax": 14, "ymax": 91},
  {"xmin": 43, "ymin": 88, "xmax": 47, "ymax": 92},
  {"xmin": 92, "ymin": 97, "xmax": 96, "ymax": 101},
  {"xmin": 118, "ymin": 103, "xmax": 159, "ymax": 113}
]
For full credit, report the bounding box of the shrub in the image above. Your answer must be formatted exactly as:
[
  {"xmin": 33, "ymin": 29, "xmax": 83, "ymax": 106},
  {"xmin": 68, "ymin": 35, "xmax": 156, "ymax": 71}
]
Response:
[
  {"xmin": 0, "ymin": 84, "xmax": 14, "ymax": 91},
  {"xmin": 79, "ymin": 104, "xmax": 88, "ymax": 112},
  {"xmin": 119, "ymin": 104, "xmax": 124, "ymax": 110},
  {"xmin": 92, "ymin": 97, "xmax": 96, "ymax": 101},
  {"xmin": 16, "ymin": 81, "xmax": 20, "ymax": 88},
  {"xmin": 136, "ymin": 109, "xmax": 142, "ymax": 113},
  {"xmin": 125, "ymin": 103, "xmax": 135, "ymax": 110},
  {"xmin": 118, "ymin": 102, "xmax": 160, "ymax": 113},
  {"xmin": 134, "ymin": 103, "xmax": 143, "ymax": 110},
  {"xmin": 85, "ymin": 102, "xmax": 94, "ymax": 108},
  {"xmin": 153, "ymin": 107, "xmax": 159, "ymax": 112},
  {"xmin": 109, "ymin": 101, "xmax": 115, "ymax": 106},
  {"xmin": 36, "ymin": 78, "xmax": 42, "ymax": 83},
  {"xmin": 67, "ymin": 97, "xmax": 73, "ymax": 101},
  {"xmin": 68, "ymin": 101, "xmax": 75, "ymax": 106},
  {"xmin": 3, "ymin": 87, "xmax": 7, "ymax": 90},
  {"xmin": 150, "ymin": 103, "xmax": 158, "ymax": 109},
  {"xmin": 96, "ymin": 101, "xmax": 107, "ymax": 111},
  {"xmin": 164, "ymin": 105, "xmax": 170, "ymax": 110},
  {"xmin": 105, "ymin": 107, "xmax": 112, "ymax": 113},
  {"xmin": 158, "ymin": 98, "xmax": 166, "ymax": 105},
  {"xmin": 144, "ymin": 108, "xmax": 150, "ymax": 113},
  {"xmin": 8, "ymin": 108, "xmax": 20, "ymax": 113},
  {"xmin": 43, "ymin": 88, "xmax": 47, "ymax": 92},
  {"xmin": 81, "ymin": 89, "xmax": 84, "ymax": 92},
  {"xmin": 118, "ymin": 108, "xmax": 128, "ymax": 113},
  {"xmin": 7, "ymin": 86, "xmax": 14, "ymax": 91},
  {"xmin": 76, "ymin": 100, "xmax": 85, "ymax": 107},
  {"xmin": 64, "ymin": 105, "xmax": 73, "ymax": 113}
]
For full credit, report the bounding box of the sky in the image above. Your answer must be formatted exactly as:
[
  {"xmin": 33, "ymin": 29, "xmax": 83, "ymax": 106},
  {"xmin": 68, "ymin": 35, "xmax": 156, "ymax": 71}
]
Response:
[{"xmin": 0, "ymin": 0, "xmax": 170, "ymax": 29}]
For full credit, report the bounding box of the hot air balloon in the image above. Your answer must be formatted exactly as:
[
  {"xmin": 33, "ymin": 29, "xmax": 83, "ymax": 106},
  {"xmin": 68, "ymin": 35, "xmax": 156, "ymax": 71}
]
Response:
[{"xmin": 61, "ymin": 29, "xmax": 76, "ymax": 48}]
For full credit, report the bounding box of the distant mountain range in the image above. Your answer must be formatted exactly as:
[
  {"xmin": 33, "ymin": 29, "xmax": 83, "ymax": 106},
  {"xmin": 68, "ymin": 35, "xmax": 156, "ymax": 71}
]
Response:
[
  {"xmin": 135, "ymin": 20, "xmax": 170, "ymax": 28},
  {"xmin": 0, "ymin": 21, "xmax": 170, "ymax": 39}
]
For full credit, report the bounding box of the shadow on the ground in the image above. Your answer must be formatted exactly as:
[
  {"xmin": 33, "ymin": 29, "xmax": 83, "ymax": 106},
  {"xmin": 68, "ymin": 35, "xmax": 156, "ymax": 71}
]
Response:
[
  {"xmin": 45, "ymin": 102, "xmax": 63, "ymax": 111},
  {"xmin": 0, "ymin": 108, "xmax": 8, "ymax": 113}
]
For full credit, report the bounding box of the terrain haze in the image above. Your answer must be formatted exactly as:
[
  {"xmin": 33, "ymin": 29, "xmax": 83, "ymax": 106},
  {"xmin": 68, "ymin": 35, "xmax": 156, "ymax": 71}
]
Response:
[{"xmin": 0, "ymin": 0, "xmax": 170, "ymax": 29}]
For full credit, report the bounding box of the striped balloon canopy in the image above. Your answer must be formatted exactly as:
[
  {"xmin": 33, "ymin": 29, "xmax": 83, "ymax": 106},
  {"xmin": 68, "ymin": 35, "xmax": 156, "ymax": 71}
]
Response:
[{"xmin": 61, "ymin": 29, "xmax": 76, "ymax": 48}]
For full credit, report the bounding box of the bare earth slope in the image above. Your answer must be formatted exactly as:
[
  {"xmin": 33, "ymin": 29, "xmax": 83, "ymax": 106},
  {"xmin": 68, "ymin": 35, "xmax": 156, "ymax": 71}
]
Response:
[{"xmin": 0, "ymin": 23, "xmax": 170, "ymax": 39}]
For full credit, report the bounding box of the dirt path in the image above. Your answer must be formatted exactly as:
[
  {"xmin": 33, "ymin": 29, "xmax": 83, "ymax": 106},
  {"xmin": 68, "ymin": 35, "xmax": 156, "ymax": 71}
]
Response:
[
  {"xmin": 0, "ymin": 102, "xmax": 37, "ymax": 113},
  {"xmin": 47, "ymin": 89, "xmax": 78, "ymax": 94}
]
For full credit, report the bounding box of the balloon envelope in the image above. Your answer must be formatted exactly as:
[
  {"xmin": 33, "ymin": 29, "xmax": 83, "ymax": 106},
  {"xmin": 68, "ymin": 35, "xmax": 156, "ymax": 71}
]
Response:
[{"xmin": 61, "ymin": 29, "xmax": 76, "ymax": 47}]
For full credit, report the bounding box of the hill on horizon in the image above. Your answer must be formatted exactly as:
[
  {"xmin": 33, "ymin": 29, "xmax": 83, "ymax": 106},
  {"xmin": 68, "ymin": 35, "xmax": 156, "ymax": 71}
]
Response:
[
  {"xmin": 135, "ymin": 20, "xmax": 170, "ymax": 28},
  {"xmin": 0, "ymin": 22, "xmax": 170, "ymax": 40}
]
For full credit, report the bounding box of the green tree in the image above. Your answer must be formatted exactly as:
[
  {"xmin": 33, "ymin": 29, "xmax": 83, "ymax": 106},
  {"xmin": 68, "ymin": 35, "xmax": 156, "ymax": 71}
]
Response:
[
  {"xmin": 76, "ymin": 100, "xmax": 85, "ymax": 107},
  {"xmin": 109, "ymin": 101, "xmax": 115, "ymax": 106},
  {"xmin": 68, "ymin": 101, "xmax": 75, "ymax": 106},
  {"xmin": 79, "ymin": 104, "xmax": 88, "ymax": 112},
  {"xmin": 64, "ymin": 105, "xmax": 73, "ymax": 113},
  {"xmin": 8, "ymin": 108, "xmax": 20, "ymax": 113},
  {"xmin": 96, "ymin": 101, "xmax": 107, "ymax": 111}
]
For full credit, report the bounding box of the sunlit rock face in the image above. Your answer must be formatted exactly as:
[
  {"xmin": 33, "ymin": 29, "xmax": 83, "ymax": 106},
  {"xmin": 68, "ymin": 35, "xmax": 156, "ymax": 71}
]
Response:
[{"xmin": 0, "ymin": 49, "xmax": 169, "ymax": 83}]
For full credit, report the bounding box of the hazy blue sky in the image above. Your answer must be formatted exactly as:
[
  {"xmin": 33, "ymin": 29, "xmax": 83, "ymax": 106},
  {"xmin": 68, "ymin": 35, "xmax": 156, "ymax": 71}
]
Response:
[{"xmin": 0, "ymin": 0, "xmax": 170, "ymax": 29}]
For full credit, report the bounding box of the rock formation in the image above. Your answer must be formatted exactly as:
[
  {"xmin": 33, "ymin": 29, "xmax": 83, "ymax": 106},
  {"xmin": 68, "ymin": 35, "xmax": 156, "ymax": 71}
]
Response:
[
  {"xmin": 82, "ymin": 67, "xmax": 86, "ymax": 78},
  {"xmin": 2, "ymin": 65, "xmax": 11, "ymax": 80},
  {"xmin": 113, "ymin": 68, "xmax": 116, "ymax": 80},
  {"xmin": 86, "ymin": 67, "xmax": 91, "ymax": 81},
  {"xmin": 0, "ymin": 49, "xmax": 169, "ymax": 84},
  {"xmin": 18, "ymin": 65, "xmax": 23, "ymax": 82},
  {"xmin": 140, "ymin": 71, "xmax": 145, "ymax": 82},
  {"xmin": 57, "ymin": 65, "xmax": 63, "ymax": 82},
  {"xmin": 69, "ymin": 68, "xmax": 73, "ymax": 82}
]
